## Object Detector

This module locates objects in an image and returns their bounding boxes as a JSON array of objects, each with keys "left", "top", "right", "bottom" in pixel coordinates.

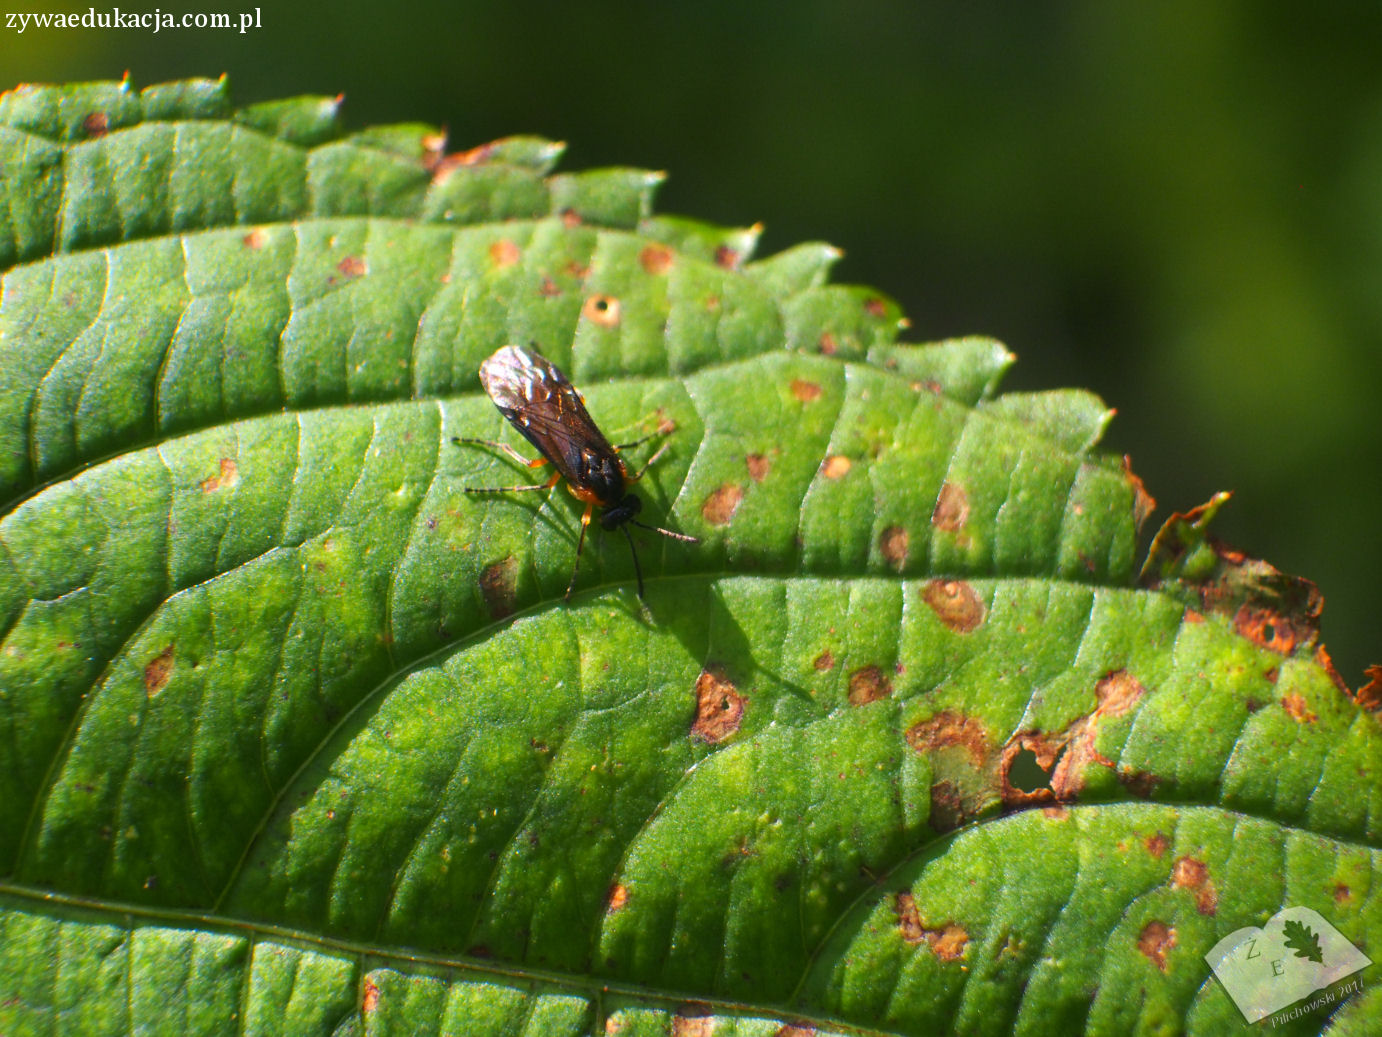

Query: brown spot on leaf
[
  {"left": 893, "top": 894, "right": 968, "bottom": 960},
  {"left": 242, "top": 228, "right": 268, "bottom": 250},
  {"left": 1041, "top": 805, "right": 1069, "bottom": 820},
  {"left": 672, "top": 1008, "right": 714, "bottom": 1037},
  {"left": 998, "top": 732, "right": 1061, "bottom": 807},
  {"left": 692, "top": 667, "right": 745, "bottom": 744},
  {"left": 821, "top": 455, "right": 851, "bottom": 479},
  {"left": 1137, "top": 920, "right": 1176, "bottom": 971},
  {"left": 560, "top": 208, "right": 582, "bottom": 227},
  {"left": 607, "top": 884, "right": 629, "bottom": 912},
  {"left": 864, "top": 297, "right": 888, "bottom": 318},
  {"left": 479, "top": 557, "right": 519, "bottom": 620},
  {"left": 700, "top": 484, "right": 742, "bottom": 526},
  {"left": 1280, "top": 692, "right": 1317, "bottom": 724},
  {"left": 812, "top": 650, "right": 834, "bottom": 672},
  {"left": 1146, "top": 831, "right": 1170, "bottom": 858},
  {"left": 847, "top": 665, "right": 892, "bottom": 706},
  {"left": 200, "top": 458, "right": 239, "bottom": 493},
  {"left": 361, "top": 975, "right": 380, "bottom": 1013},
  {"left": 745, "top": 454, "right": 771, "bottom": 482},
  {"left": 1334, "top": 884, "right": 1353, "bottom": 905},
  {"left": 1119, "top": 770, "right": 1161, "bottom": 798},
  {"left": 789, "top": 379, "right": 822, "bottom": 403},
  {"left": 931, "top": 482, "right": 969, "bottom": 532},
  {"left": 337, "top": 255, "right": 366, "bottom": 279},
  {"left": 906, "top": 710, "right": 989, "bottom": 766},
  {"left": 879, "top": 526, "right": 909, "bottom": 570},
  {"left": 1172, "top": 856, "right": 1218, "bottom": 915},
  {"left": 640, "top": 244, "right": 674, "bottom": 275},
  {"left": 583, "top": 294, "right": 620, "bottom": 326},
  {"left": 144, "top": 646, "right": 174, "bottom": 697},
  {"left": 82, "top": 111, "right": 109, "bottom": 137},
  {"left": 489, "top": 239, "right": 520, "bottom": 268},
  {"left": 922, "top": 580, "right": 985, "bottom": 633},
  {"left": 818, "top": 332, "right": 838, "bottom": 355},
  {"left": 773, "top": 1026, "right": 816, "bottom": 1037},
  {"left": 1234, "top": 605, "right": 1304, "bottom": 655},
  {"left": 927, "top": 780, "right": 966, "bottom": 831},
  {"left": 714, "top": 244, "right": 742, "bottom": 269},
  {"left": 539, "top": 276, "right": 562, "bottom": 298},
  {"left": 1095, "top": 669, "right": 1146, "bottom": 717}
]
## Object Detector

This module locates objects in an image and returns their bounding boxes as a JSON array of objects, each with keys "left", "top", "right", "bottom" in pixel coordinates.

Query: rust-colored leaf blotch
[
  {"left": 489, "top": 239, "right": 521, "bottom": 268},
  {"left": 199, "top": 458, "right": 239, "bottom": 493},
  {"left": 879, "top": 525, "right": 909, "bottom": 571},
  {"left": 1172, "top": 855, "right": 1218, "bottom": 915},
  {"left": 144, "top": 645, "right": 175, "bottom": 697},
  {"left": 639, "top": 244, "right": 674, "bottom": 275},
  {"left": 820, "top": 454, "right": 852, "bottom": 479},
  {"left": 745, "top": 453, "right": 771, "bottom": 483},
  {"left": 790, "top": 379, "right": 822, "bottom": 403},
  {"left": 931, "top": 481, "right": 969, "bottom": 532},
  {"left": 1137, "top": 920, "right": 1176, "bottom": 971},
  {"left": 922, "top": 580, "right": 986, "bottom": 633},
  {"left": 691, "top": 667, "right": 746, "bottom": 744},
  {"left": 479, "top": 557, "right": 519, "bottom": 620},
  {"left": 847, "top": 665, "right": 892, "bottom": 706},
  {"left": 582, "top": 294, "right": 621, "bottom": 327},
  {"left": 700, "top": 483, "right": 743, "bottom": 526},
  {"left": 893, "top": 893, "right": 969, "bottom": 961}
]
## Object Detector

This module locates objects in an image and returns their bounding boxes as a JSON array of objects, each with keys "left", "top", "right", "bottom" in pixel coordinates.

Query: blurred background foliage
[{"left": 4, "top": 1, "right": 1378, "bottom": 681}]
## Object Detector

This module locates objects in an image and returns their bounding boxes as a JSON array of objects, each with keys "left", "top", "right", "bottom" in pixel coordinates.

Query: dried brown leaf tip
[
  {"left": 1123, "top": 455, "right": 1157, "bottom": 530},
  {"left": 1356, "top": 665, "right": 1382, "bottom": 712},
  {"left": 847, "top": 665, "right": 892, "bottom": 706},
  {"left": 1137, "top": 920, "right": 1176, "bottom": 971},
  {"left": 1142, "top": 492, "right": 1325, "bottom": 659},
  {"left": 894, "top": 894, "right": 969, "bottom": 961},
  {"left": 700, "top": 483, "right": 743, "bottom": 526},
  {"left": 691, "top": 667, "right": 745, "bottom": 744},
  {"left": 361, "top": 975, "right": 381, "bottom": 1013},
  {"left": 922, "top": 580, "right": 986, "bottom": 633}
]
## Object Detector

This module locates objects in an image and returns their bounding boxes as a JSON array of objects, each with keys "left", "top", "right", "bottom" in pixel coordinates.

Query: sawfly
[{"left": 454, "top": 344, "right": 697, "bottom": 601}]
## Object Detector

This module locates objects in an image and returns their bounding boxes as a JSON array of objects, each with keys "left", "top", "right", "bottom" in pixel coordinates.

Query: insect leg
[
  {"left": 564, "top": 501, "right": 595, "bottom": 601},
  {"left": 462, "top": 471, "right": 561, "bottom": 495},
  {"left": 453, "top": 435, "right": 548, "bottom": 469},
  {"left": 620, "top": 523, "right": 646, "bottom": 600},
  {"left": 627, "top": 439, "right": 673, "bottom": 482}
]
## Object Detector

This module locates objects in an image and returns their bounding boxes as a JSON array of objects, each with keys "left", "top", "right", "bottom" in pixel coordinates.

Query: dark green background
[{"left": 4, "top": 1, "right": 1379, "bottom": 681}]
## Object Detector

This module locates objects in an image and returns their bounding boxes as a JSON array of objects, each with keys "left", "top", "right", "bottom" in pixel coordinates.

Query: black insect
[{"left": 455, "top": 344, "right": 697, "bottom": 601}]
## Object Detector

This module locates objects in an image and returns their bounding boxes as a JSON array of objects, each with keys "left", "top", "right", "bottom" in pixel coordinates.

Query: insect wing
[{"left": 478, "top": 346, "right": 621, "bottom": 490}]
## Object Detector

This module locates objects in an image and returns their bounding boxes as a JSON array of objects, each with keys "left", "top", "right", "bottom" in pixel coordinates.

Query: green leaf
[
  {"left": 1282, "top": 918, "right": 1325, "bottom": 964},
  {"left": 0, "top": 78, "right": 1377, "bottom": 1036}
]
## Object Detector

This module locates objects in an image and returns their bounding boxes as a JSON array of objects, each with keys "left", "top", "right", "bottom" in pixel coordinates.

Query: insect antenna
[
  {"left": 631, "top": 519, "right": 699, "bottom": 543},
  {"left": 620, "top": 524, "right": 646, "bottom": 600}
]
